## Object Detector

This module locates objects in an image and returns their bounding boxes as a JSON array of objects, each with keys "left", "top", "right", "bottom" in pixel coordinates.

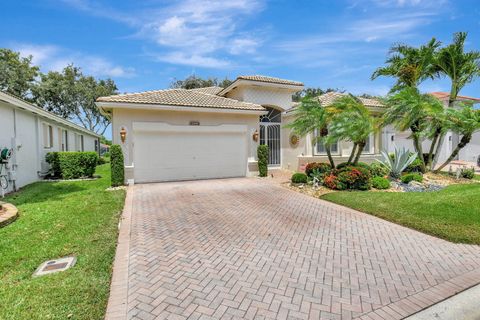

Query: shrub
[
  {"left": 461, "top": 168, "right": 475, "bottom": 179},
  {"left": 337, "top": 161, "right": 370, "bottom": 172},
  {"left": 401, "top": 173, "right": 423, "bottom": 184},
  {"left": 257, "top": 145, "right": 269, "bottom": 177},
  {"left": 97, "top": 156, "right": 109, "bottom": 165},
  {"left": 404, "top": 156, "right": 423, "bottom": 173},
  {"left": 110, "top": 145, "right": 125, "bottom": 187},
  {"left": 372, "top": 176, "right": 390, "bottom": 189},
  {"left": 291, "top": 172, "right": 308, "bottom": 184},
  {"left": 305, "top": 162, "right": 332, "bottom": 177},
  {"left": 370, "top": 162, "right": 390, "bottom": 177},
  {"left": 46, "top": 152, "right": 98, "bottom": 179},
  {"left": 323, "top": 174, "right": 347, "bottom": 190},
  {"left": 103, "top": 151, "right": 110, "bottom": 158},
  {"left": 337, "top": 166, "right": 372, "bottom": 190}
]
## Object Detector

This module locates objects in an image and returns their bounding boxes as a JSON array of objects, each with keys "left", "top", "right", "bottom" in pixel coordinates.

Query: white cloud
[
  {"left": 155, "top": 52, "right": 231, "bottom": 69},
  {"left": 61, "top": 0, "right": 264, "bottom": 68},
  {"left": 14, "top": 43, "right": 135, "bottom": 78}
]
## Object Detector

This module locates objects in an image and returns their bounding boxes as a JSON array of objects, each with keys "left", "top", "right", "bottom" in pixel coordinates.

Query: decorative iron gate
[{"left": 260, "top": 123, "right": 281, "bottom": 166}]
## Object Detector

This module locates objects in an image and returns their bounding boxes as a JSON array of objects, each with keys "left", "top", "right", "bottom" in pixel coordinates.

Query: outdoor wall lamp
[
  {"left": 120, "top": 127, "right": 127, "bottom": 143},
  {"left": 252, "top": 130, "right": 259, "bottom": 142}
]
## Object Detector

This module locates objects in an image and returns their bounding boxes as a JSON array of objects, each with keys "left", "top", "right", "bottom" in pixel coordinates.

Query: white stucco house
[
  {"left": 0, "top": 91, "right": 101, "bottom": 194},
  {"left": 96, "top": 75, "right": 386, "bottom": 184},
  {"left": 96, "top": 75, "right": 480, "bottom": 184}
]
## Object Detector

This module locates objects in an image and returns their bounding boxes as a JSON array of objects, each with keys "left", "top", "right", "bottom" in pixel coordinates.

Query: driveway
[{"left": 106, "top": 178, "right": 480, "bottom": 320}]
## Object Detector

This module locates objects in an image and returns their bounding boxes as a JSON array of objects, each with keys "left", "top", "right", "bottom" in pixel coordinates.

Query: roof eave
[
  {"left": 219, "top": 79, "right": 304, "bottom": 96},
  {"left": 95, "top": 101, "right": 267, "bottom": 115},
  {"left": 1, "top": 92, "right": 102, "bottom": 138}
]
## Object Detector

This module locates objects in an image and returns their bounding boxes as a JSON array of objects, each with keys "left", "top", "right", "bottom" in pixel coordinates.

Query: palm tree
[
  {"left": 372, "top": 38, "right": 440, "bottom": 93},
  {"left": 432, "top": 32, "right": 480, "bottom": 167},
  {"left": 435, "top": 105, "right": 480, "bottom": 172},
  {"left": 383, "top": 88, "right": 444, "bottom": 172},
  {"left": 286, "top": 97, "right": 335, "bottom": 167},
  {"left": 327, "top": 96, "right": 375, "bottom": 165}
]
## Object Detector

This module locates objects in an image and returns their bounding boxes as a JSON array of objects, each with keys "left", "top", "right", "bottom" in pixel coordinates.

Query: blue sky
[{"left": 2, "top": 0, "right": 480, "bottom": 98}]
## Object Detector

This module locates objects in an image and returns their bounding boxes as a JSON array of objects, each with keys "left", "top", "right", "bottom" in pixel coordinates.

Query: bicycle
[
  {"left": 0, "top": 162, "right": 7, "bottom": 190},
  {"left": 0, "top": 148, "right": 13, "bottom": 190}
]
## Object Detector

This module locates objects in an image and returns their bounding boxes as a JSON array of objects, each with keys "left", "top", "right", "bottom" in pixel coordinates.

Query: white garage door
[{"left": 133, "top": 122, "right": 248, "bottom": 183}]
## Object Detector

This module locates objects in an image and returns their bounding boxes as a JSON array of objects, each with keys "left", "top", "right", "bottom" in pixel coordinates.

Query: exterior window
[
  {"left": 64, "top": 130, "right": 69, "bottom": 151},
  {"left": 79, "top": 135, "right": 84, "bottom": 151},
  {"left": 94, "top": 139, "right": 99, "bottom": 152},
  {"left": 362, "top": 134, "right": 374, "bottom": 154},
  {"left": 316, "top": 141, "right": 339, "bottom": 154},
  {"left": 59, "top": 129, "right": 68, "bottom": 151},
  {"left": 314, "top": 129, "right": 339, "bottom": 155},
  {"left": 43, "top": 124, "right": 53, "bottom": 148}
]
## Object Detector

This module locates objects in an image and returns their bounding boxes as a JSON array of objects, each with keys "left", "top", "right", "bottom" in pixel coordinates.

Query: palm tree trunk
[
  {"left": 426, "top": 128, "right": 440, "bottom": 170},
  {"left": 433, "top": 86, "right": 458, "bottom": 169},
  {"left": 411, "top": 127, "right": 426, "bottom": 173},
  {"left": 325, "top": 146, "right": 335, "bottom": 168},
  {"left": 353, "top": 141, "right": 366, "bottom": 165},
  {"left": 347, "top": 143, "right": 357, "bottom": 164},
  {"left": 434, "top": 134, "right": 472, "bottom": 173}
]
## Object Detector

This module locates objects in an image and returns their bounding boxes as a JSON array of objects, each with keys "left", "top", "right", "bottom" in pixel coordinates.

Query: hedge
[
  {"left": 110, "top": 145, "right": 125, "bottom": 187},
  {"left": 257, "top": 145, "right": 269, "bottom": 177},
  {"left": 46, "top": 151, "right": 98, "bottom": 179}
]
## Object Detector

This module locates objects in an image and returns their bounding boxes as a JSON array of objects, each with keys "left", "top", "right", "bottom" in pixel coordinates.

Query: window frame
[
  {"left": 43, "top": 123, "right": 53, "bottom": 149},
  {"left": 362, "top": 133, "right": 375, "bottom": 154},
  {"left": 313, "top": 129, "right": 340, "bottom": 156}
]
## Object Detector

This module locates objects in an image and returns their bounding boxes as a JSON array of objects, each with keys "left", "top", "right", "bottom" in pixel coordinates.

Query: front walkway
[{"left": 106, "top": 178, "right": 480, "bottom": 320}]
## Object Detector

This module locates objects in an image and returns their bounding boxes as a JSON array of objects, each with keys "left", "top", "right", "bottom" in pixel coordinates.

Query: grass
[
  {"left": 0, "top": 164, "right": 125, "bottom": 320},
  {"left": 321, "top": 183, "right": 480, "bottom": 244}
]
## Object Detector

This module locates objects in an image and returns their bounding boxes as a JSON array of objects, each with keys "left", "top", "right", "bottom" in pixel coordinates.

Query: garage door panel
[{"left": 133, "top": 125, "right": 247, "bottom": 183}]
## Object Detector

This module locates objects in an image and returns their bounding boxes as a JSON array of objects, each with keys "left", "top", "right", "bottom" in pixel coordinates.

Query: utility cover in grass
[{"left": 33, "top": 256, "right": 76, "bottom": 277}]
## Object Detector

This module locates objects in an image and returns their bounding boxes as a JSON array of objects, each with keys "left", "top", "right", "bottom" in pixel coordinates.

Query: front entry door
[{"left": 260, "top": 123, "right": 281, "bottom": 166}]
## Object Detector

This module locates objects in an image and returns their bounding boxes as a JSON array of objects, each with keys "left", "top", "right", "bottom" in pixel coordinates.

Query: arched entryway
[{"left": 259, "top": 106, "right": 281, "bottom": 166}]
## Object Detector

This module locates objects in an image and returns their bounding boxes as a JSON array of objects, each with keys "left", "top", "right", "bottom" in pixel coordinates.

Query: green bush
[
  {"left": 370, "top": 162, "right": 390, "bottom": 177},
  {"left": 291, "top": 172, "right": 308, "bottom": 184},
  {"left": 336, "top": 166, "right": 372, "bottom": 190},
  {"left": 404, "top": 157, "right": 424, "bottom": 173},
  {"left": 45, "top": 152, "right": 98, "bottom": 179},
  {"left": 110, "top": 145, "right": 125, "bottom": 187},
  {"left": 305, "top": 162, "right": 332, "bottom": 177},
  {"left": 401, "top": 173, "right": 423, "bottom": 184},
  {"left": 97, "top": 156, "right": 109, "bottom": 165},
  {"left": 461, "top": 168, "right": 475, "bottom": 179},
  {"left": 257, "top": 145, "right": 269, "bottom": 177},
  {"left": 337, "top": 161, "right": 370, "bottom": 172},
  {"left": 372, "top": 176, "right": 390, "bottom": 189},
  {"left": 324, "top": 174, "right": 347, "bottom": 190},
  {"left": 103, "top": 151, "right": 110, "bottom": 158}
]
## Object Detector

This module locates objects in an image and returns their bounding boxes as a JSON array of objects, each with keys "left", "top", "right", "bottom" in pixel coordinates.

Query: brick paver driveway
[{"left": 107, "top": 178, "right": 480, "bottom": 320}]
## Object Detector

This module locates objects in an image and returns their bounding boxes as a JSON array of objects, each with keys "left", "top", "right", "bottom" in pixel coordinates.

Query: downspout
[{"left": 11, "top": 109, "right": 17, "bottom": 191}]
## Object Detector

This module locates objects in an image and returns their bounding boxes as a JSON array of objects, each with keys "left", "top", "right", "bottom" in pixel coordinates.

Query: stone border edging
[
  {"left": 104, "top": 186, "right": 133, "bottom": 320},
  {"left": 355, "top": 268, "right": 480, "bottom": 319},
  {"left": 0, "top": 202, "right": 19, "bottom": 227}
]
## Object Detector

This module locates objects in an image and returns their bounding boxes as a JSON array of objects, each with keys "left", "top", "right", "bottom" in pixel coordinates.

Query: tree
[
  {"left": 286, "top": 97, "right": 336, "bottom": 167},
  {"left": 435, "top": 105, "right": 480, "bottom": 172},
  {"left": 32, "top": 65, "right": 118, "bottom": 135},
  {"left": 383, "top": 88, "right": 444, "bottom": 172},
  {"left": 0, "top": 48, "right": 39, "bottom": 100},
  {"left": 292, "top": 88, "right": 340, "bottom": 102},
  {"left": 431, "top": 32, "right": 480, "bottom": 167},
  {"left": 327, "top": 96, "right": 375, "bottom": 165},
  {"left": 170, "top": 75, "right": 232, "bottom": 89},
  {"left": 371, "top": 38, "right": 440, "bottom": 93}
]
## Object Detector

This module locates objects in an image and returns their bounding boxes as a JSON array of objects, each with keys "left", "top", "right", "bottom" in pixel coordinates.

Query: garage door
[{"left": 133, "top": 122, "right": 248, "bottom": 183}]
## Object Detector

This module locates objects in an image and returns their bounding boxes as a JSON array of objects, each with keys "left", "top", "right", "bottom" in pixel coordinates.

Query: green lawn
[
  {"left": 321, "top": 183, "right": 480, "bottom": 244},
  {"left": 0, "top": 164, "right": 125, "bottom": 320}
]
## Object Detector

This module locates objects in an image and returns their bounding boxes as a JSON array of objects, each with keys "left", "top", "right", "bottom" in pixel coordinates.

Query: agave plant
[{"left": 377, "top": 148, "right": 418, "bottom": 178}]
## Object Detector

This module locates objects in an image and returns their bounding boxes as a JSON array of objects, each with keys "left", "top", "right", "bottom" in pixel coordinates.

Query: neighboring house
[
  {"left": 382, "top": 91, "right": 480, "bottom": 165},
  {"left": 0, "top": 91, "right": 101, "bottom": 193}
]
